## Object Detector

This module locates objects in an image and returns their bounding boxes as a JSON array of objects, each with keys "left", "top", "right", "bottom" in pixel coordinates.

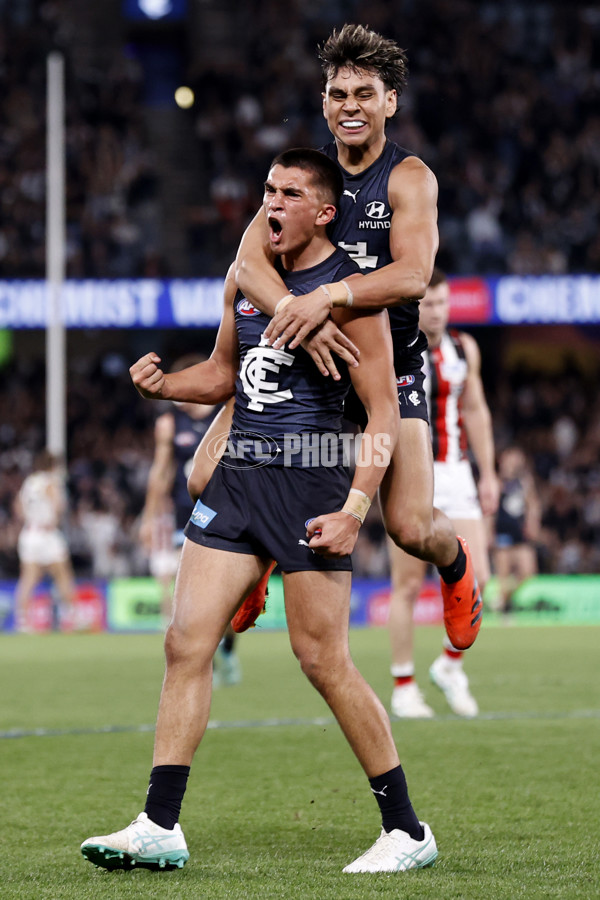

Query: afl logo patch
[
  {"left": 396, "top": 374, "right": 416, "bottom": 387},
  {"left": 365, "top": 201, "right": 390, "bottom": 219},
  {"left": 174, "top": 431, "right": 198, "bottom": 447},
  {"left": 237, "top": 298, "right": 260, "bottom": 316}
]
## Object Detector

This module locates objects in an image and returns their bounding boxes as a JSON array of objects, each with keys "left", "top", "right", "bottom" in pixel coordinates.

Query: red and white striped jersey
[{"left": 423, "top": 330, "right": 469, "bottom": 463}]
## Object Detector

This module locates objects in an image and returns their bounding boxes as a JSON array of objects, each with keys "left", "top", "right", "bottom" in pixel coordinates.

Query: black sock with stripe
[{"left": 369, "top": 765, "right": 424, "bottom": 840}]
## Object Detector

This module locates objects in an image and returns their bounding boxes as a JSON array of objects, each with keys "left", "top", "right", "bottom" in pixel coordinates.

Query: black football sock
[
  {"left": 438, "top": 538, "right": 467, "bottom": 584},
  {"left": 144, "top": 764, "right": 190, "bottom": 830},
  {"left": 369, "top": 765, "right": 424, "bottom": 841},
  {"left": 222, "top": 633, "right": 235, "bottom": 654}
]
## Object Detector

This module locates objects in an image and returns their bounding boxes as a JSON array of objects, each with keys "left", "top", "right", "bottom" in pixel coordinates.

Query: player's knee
[
  {"left": 164, "top": 623, "right": 187, "bottom": 665},
  {"left": 164, "top": 622, "right": 208, "bottom": 670},
  {"left": 391, "top": 573, "right": 422, "bottom": 605},
  {"left": 292, "top": 638, "right": 347, "bottom": 692},
  {"left": 291, "top": 636, "right": 321, "bottom": 680},
  {"left": 387, "top": 516, "right": 431, "bottom": 556}
]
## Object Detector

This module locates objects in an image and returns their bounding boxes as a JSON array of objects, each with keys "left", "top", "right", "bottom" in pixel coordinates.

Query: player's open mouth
[
  {"left": 268, "top": 216, "right": 283, "bottom": 243},
  {"left": 340, "top": 119, "right": 367, "bottom": 133}
]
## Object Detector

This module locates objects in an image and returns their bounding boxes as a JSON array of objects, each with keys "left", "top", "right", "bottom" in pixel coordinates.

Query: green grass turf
[{"left": 1, "top": 625, "right": 599, "bottom": 899}]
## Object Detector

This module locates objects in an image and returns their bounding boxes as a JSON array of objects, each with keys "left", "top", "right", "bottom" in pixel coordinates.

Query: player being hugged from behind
[{"left": 80, "top": 148, "right": 438, "bottom": 875}]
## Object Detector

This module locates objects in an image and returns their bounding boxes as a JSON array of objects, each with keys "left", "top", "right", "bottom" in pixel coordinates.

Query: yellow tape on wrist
[
  {"left": 274, "top": 294, "right": 294, "bottom": 315},
  {"left": 325, "top": 280, "right": 354, "bottom": 308},
  {"left": 341, "top": 488, "right": 371, "bottom": 524}
]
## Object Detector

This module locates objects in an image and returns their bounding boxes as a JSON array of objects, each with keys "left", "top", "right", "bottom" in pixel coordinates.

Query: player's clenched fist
[
  {"left": 129, "top": 352, "right": 168, "bottom": 400},
  {"left": 307, "top": 511, "right": 361, "bottom": 557}
]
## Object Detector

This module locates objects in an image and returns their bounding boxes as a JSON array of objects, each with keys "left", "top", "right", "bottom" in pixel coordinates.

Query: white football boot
[
  {"left": 343, "top": 822, "right": 438, "bottom": 873},
  {"left": 391, "top": 681, "right": 434, "bottom": 718},
  {"left": 81, "top": 811, "right": 189, "bottom": 870},
  {"left": 213, "top": 642, "right": 242, "bottom": 687},
  {"left": 429, "top": 654, "right": 479, "bottom": 717}
]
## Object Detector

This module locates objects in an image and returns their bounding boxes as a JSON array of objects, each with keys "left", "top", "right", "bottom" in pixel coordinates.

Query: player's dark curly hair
[
  {"left": 269, "top": 148, "right": 344, "bottom": 207},
  {"left": 318, "top": 24, "right": 409, "bottom": 95}
]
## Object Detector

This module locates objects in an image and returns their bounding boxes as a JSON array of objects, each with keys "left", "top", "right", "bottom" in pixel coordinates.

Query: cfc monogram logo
[{"left": 240, "top": 338, "right": 295, "bottom": 411}]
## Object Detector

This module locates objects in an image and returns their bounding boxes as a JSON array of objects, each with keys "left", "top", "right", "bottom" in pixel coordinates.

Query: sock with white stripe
[{"left": 369, "top": 764, "right": 424, "bottom": 840}]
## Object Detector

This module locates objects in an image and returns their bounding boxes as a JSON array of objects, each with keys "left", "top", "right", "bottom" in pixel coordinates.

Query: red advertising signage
[
  {"left": 16, "top": 582, "right": 106, "bottom": 633},
  {"left": 448, "top": 277, "right": 492, "bottom": 324}
]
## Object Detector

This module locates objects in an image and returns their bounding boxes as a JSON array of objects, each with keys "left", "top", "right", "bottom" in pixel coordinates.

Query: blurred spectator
[
  {"left": 14, "top": 448, "right": 75, "bottom": 630},
  {"left": 493, "top": 446, "right": 541, "bottom": 612}
]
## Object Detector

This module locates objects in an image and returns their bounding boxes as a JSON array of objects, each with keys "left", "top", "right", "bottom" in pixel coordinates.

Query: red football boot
[
  {"left": 231, "top": 561, "right": 276, "bottom": 633},
  {"left": 440, "top": 536, "right": 482, "bottom": 650}
]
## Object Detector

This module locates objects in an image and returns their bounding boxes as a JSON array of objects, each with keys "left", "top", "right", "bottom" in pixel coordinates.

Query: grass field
[{"left": 2, "top": 624, "right": 599, "bottom": 899}]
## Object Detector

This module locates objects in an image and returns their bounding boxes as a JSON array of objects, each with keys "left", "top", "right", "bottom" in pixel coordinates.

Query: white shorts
[
  {"left": 149, "top": 548, "right": 180, "bottom": 579},
  {"left": 433, "top": 460, "right": 482, "bottom": 521},
  {"left": 18, "top": 528, "right": 69, "bottom": 566}
]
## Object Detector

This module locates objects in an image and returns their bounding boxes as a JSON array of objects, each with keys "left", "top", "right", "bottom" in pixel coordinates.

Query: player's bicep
[
  {"left": 338, "top": 310, "right": 396, "bottom": 414},
  {"left": 209, "top": 265, "right": 240, "bottom": 380},
  {"left": 388, "top": 160, "right": 439, "bottom": 268}
]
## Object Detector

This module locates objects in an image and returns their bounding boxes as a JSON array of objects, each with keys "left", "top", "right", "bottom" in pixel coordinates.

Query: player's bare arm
[
  {"left": 267, "top": 157, "right": 438, "bottom": 350},
  {"left": 234, "top": 210, "right": 360, "bottom": 379},
  {"left": 139, "top": 413, "right": 176, "bottom": 552},
  {"left": 460, "top": 331, "right": 500, "bottom": 517},
  {"left": 308, "top": 308, "right": 399, "bottom": 557},
  {"left": 130, "top": 268, "right": 240, "bottom": 406}
]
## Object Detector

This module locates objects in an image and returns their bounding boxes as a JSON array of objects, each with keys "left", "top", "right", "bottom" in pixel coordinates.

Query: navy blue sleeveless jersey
[
  {"left": 320, "top": 140, "right": 422, "bottom": 357},
  {"left": 495, "top": 477, "right": 527, "bottom": 545},
  {"left": 172, "top": 405, "right": 219, "bottom": 529},
  {"left": 230, "top": 246, "right": 360, "bottom": 465}
]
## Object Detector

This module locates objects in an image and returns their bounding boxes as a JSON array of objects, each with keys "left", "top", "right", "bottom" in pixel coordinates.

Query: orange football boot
[
  {"left": 231, "top": 561, "right": 276, "bottom": 633},
  {"left": 440, "top": 536, "right": 483, "bottom": 650}
]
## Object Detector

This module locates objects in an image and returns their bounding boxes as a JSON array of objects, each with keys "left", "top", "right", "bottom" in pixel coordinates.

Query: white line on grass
[{"left": 1, "top": 709, "right": 600, "bottom": 740}]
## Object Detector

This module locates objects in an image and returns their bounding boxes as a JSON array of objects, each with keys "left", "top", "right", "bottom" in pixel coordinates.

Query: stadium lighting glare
[{"left": 174, "top": 86, "right": 194, "bottom": 109}]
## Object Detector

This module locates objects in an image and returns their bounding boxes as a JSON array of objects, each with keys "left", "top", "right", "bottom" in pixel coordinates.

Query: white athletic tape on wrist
[
  {"left": 340, "top": 280, "right": 354, "bottom": 307},
  {"left": 319, "top": 284, "right": 333, "bottom": 307},
  {"left": 341, "top": 488, "right": 371, "bottom": 524}
]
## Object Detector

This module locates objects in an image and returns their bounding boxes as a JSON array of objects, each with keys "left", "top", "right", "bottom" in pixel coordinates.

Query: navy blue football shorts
[
  {"left": 393, "top": 358, "right": 428, "bottom": 422},
  {"left": 184, "top": 462, "right": 352, "bottom": 573},
  {"left": 344, "top": 331, "right": 429, "bottom": 427}
]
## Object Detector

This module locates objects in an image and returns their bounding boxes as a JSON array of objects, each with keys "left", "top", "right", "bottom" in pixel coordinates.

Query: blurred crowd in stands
[
  {"left": 185, "top": 0, "right": 600, "bottom": 276},
  {"left": 0, "top": 0, "right": 163, "bottom": 279},
  {"left": 1, "top": 0, "right": 599, "bottom": 578},
  {"left": 1, "top": 1, "right": 599, "bottom": 277}
]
